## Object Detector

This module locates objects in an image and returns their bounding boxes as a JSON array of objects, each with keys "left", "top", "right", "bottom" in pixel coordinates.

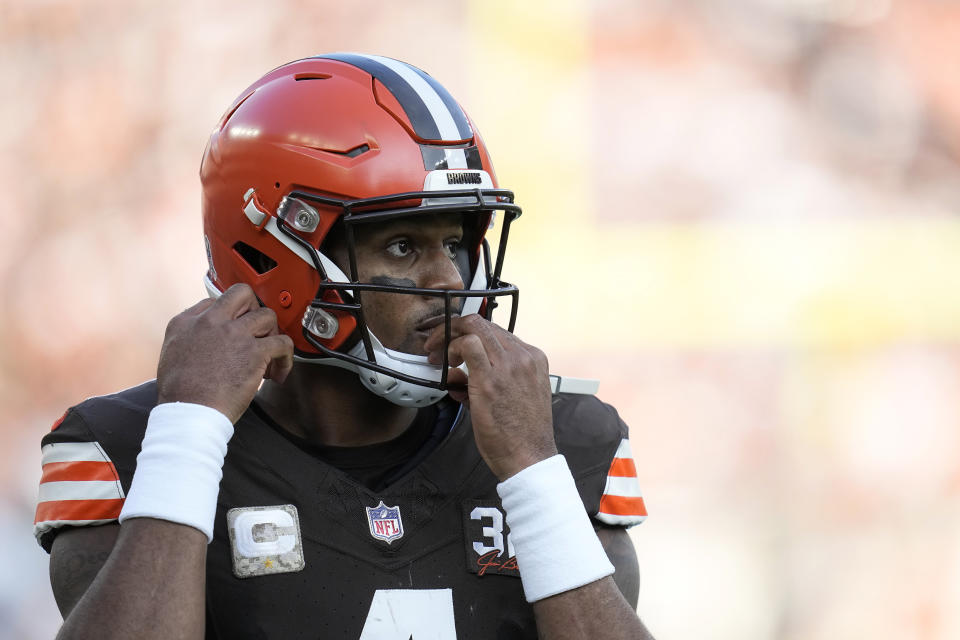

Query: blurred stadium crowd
[{"left": 2, "top": 1, "right": 960, "bottom": 638}]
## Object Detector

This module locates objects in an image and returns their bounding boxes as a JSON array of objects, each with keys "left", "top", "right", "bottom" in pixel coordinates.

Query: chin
[{"left": 386, "top": 333, "right": 429, "bottom": 356}]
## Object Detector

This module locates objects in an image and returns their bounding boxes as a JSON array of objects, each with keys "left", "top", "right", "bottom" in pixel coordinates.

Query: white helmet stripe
[
  {"left": 441, "top": 147, "right": 468, "bottom": 169},
  {"left": 362, "top": 54, "right": 465, "bottom": 142}
]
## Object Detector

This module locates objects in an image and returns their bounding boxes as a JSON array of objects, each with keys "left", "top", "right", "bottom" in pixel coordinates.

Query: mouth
[{"left": 415, "top": 312, "right": 459, "bottom": 333}]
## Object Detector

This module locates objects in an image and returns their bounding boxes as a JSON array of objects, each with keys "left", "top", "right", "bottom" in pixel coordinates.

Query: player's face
[{"left": 331, "top": 214, "right": 467, "bottom": 355}]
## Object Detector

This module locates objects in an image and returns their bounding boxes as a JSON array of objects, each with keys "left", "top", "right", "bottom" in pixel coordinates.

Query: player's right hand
[{"left": 155, "top": 283, "right": 294, "bottom": 423}]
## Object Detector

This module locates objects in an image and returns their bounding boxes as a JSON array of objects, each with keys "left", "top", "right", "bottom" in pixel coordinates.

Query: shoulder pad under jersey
[{"left": 552, "top": 393, "right": 648, "bottom": 528}]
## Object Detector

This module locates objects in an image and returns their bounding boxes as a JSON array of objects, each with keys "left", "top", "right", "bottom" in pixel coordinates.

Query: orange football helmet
[{"left": 200, "top": 54, "right": 521, "bottom": 406}]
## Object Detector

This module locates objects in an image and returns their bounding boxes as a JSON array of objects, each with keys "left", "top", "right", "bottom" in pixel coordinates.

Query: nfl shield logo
[{"left": 366, "top": 501, "right": 404, "bottom": 544}]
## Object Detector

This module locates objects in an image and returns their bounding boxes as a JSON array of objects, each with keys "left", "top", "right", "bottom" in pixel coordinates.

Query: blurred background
[{"left": 3, "top": 0, "right": 960, "bottom": 638}]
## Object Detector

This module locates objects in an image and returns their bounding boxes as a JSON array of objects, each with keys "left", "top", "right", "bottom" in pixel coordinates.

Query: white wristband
[
  {"left": 119, "top": 402, "right": 234, "bottom": 542},
  {"left": 497, "top": 454, "right": 615, "bottom": 602}
]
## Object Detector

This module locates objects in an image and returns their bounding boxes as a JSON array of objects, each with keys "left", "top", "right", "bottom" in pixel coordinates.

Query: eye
[
  {"left": 444, "top": 239, "right": 462, "bottom": 259},
  {"left": 386, "top": 239, "right": 412, "bottom": 258}
]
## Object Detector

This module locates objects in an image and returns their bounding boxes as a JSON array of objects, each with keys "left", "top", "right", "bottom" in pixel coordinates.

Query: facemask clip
[
  {"left": 303, "top": 307, "right": 339, "bottom": 339},
  {"left": 279, "top": 196, "right": 321, "bottom": 233}
]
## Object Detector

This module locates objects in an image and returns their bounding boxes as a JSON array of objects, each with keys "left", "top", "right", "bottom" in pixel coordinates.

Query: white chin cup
[
  {"left": 297, "top": 247, "right": 487, "bottom": 407},
  {"left": 349, "top": 338, "right": 452, "bottom": 407},
  {"left": 294, "top": 332, "right": 458, "bottom": 407},
  {"left": 345, "top": 259, "right": 486, "bottom": 407}
]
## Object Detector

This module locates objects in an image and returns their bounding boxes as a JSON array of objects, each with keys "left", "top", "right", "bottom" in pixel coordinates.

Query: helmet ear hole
[{"left": 233, "top": 241, "right": 278, "bottom": 275}]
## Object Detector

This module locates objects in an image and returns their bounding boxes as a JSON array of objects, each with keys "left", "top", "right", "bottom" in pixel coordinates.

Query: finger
[
  {"left": 260, "top": 334, "right": 295, "bottom": 383},
  {"left": 445, "top": 333, "right": 492, "bottom": 380},
  {"left": 206, "top": 283, "right": 261, "bottom": 321},
  {"left": 180, "top": 297, "right": 216, "bottom": 316},
  {"left": 264, "top": 355, "right": 294, "bottom": 384},
  {"left": 445, "top": 367, "right": 470, "bottom": 406},
  {"left": 259, "top": 333, "right": 294, "bottom": 360},
  {"left": 234, "top": 306, "right": 281, "bottom": 338},
  {"left": 425, "top": 315, "right": 507, "bottom": 364}
]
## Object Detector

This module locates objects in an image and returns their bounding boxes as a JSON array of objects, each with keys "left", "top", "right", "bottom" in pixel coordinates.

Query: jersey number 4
[{"left": 359, "top": 589, "right": 457, "bottom": 639}]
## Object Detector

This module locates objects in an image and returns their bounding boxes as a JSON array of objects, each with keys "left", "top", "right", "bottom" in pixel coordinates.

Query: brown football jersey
[{"left": 35, "top": 381, "right": 646, "bottom": 638}]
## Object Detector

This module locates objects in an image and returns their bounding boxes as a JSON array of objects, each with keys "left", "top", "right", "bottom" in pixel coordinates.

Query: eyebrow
[{"left": 359, "top": 217, "right": 463, "bottom": 239}]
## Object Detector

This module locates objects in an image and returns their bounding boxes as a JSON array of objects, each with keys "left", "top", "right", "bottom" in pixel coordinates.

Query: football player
[{"left": 35, "top": 54, "right": 653, "bottom": 639}]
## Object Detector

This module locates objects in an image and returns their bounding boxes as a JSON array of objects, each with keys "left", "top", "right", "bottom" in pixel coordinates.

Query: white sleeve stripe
[
  {"left": 601, "top": 475, "right": 644, "bottom": 498},
  {"left": 594, "top": 512, "right": 647, "bottom": 526},
  {"left": 40, "top": 442, "right": 111, "bottom": 465},
  {"left": 614, "top": 439, "right": 632, "bottom": 459},
  {"left": 37, "top": 480, "right": 124, "bottom": 503}
]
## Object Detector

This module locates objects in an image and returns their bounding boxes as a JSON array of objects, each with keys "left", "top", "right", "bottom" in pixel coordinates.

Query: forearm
[
  {"left": 498, "top": 456, "right": 654, "bottom": 639},
  {"left": 532, "top": 577, "right": 654, "bottom": 640},
  {"left": 58, "top": 402, "right": 231, "bottom": 637},
  {"left": 57, "top": 518, "right": 208, "bottom": 640},
  {"left": 52, "top": 291, "right": 288, "bottom": 639}
]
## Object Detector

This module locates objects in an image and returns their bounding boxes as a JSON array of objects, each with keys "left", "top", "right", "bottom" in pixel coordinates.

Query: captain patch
[{"left": 227, "top": 504, "right": 305, "bottom": 578}]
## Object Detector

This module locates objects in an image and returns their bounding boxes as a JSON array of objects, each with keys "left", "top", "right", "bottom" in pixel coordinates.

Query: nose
[{"left": 418, "top": 247, "right": 464, "bottom": 291}]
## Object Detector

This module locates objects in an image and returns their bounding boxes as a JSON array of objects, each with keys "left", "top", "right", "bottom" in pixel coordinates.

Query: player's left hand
[{"left": 424, "top": 315, "right": 557, "bottom": 480}]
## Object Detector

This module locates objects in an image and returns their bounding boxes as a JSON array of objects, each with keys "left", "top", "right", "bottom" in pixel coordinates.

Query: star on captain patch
[{"left": 365, "top": 501, "right": 404, "bottom": 544}]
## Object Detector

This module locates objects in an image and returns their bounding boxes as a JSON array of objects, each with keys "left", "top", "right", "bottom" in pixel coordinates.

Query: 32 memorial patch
[
  {"left": 227, "top": 504, "right": 305, "bottom": 578},
  {"left": 461, "top": 500, "right": 520, "bottom": 577}
]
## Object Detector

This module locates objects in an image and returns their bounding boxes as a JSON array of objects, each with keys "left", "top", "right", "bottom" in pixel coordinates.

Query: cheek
[{"left": 361, "top": 292, "right": 406, "bottom": 341}]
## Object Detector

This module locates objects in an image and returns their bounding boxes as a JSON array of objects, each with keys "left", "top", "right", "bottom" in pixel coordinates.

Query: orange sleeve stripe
[
  {"left": 40, "top": 461, "right": 119, "bottom": 484},
  {"left": 607, "top": 457, "right": 638, "bottom": 478},
  {"left": 34, "top": 498, "right": 124, "bottom": 525},
  {"left": 598, "top": 494, "right": 648, "bottom": 517}
]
